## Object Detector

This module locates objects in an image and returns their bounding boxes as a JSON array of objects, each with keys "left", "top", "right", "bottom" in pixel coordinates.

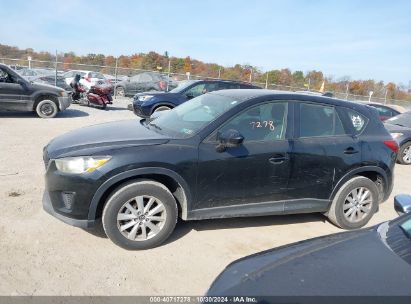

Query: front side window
[
  {"left": 219, "top": 102, "right": 288, "bottom": 142},
  {"left": 299, "top": 103, "right": 345, "bottom": 137},
  {"left": 140, "top": 74, "right": 153, "bottom": 82}
]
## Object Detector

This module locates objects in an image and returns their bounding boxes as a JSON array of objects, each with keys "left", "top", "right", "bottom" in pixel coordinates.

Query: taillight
[
  {"left": 159, "top": 80, "right": 166, "bottom": 89},
  {"left": 384, "top": 140, "right": 399, "bottom": 153},
  {"left": 85, "top": 76, "right": 91, "bottom": 82}
]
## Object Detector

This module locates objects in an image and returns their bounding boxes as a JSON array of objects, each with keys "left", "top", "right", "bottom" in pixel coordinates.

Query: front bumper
[
  {"left": 132, "top": 100, "right": 151, "bottom": 118},
  {"left": 58, "top": 96, "right": 71, "bottom": 111},
  {"left": 43, "top": 190, "right": 95, "bottom": 228}
]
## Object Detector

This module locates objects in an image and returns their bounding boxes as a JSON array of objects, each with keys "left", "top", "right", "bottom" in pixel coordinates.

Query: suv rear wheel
[
  {"left": 327, "top": 176, "right": 379, "bottom": 229},
  {"left": 102, "top": 179, "right": 178, "bottom": 250},
  {"left": 35, "top": 99, "right": 58, "bottom": 118}
]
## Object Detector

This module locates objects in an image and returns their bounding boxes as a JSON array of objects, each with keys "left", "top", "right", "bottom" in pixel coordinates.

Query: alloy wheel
[
  {"left": 402, "top": 146, "right": 411, "bottom": 164},
  {"left": 40, "top": 103, "right": 53, "bottom": 116},
  {"left": 343, "top": 187, "right": 372, "bottom": 223},
  {"left": 116, "top": 195, "right": 167, "bottom": 241}
]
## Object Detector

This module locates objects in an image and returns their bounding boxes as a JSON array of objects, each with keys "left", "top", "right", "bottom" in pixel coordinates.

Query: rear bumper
[
  {"left": 58, "top": 96, "right": 71, "bottom": 111},
  {"left": 43, "top": 191, "right": 95, "bottom": 228}
]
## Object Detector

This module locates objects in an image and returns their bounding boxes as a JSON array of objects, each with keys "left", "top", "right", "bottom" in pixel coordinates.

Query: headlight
[
  {"left": 138, "top": 95, "right": 153, "bottom": 102},
  {"left": 390, "top": 132, "right": 403, "bottom": 139},
  {"left": 60, "top": 91, "right": 68, "bottom": 97},
  {"left": 55, "top": 156, "right": 111, "bottom": 174}
]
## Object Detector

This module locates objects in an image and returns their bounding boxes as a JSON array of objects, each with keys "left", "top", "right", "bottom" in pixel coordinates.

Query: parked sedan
[
  {"left": 43, "top": 90, "right": 396, "bottom": 250},
  {"left": 17, "top": 68, "right": 55, "bottom": 81},
  {"left": 132, "top": 79, "right": 261, "bottom": 117},
  {"left": 359, "top": 101, "right": 405, "bottom": 121},
  {"left": 385, "top": 111, "right": 411, "bottom": 164},
  {"left": 115, "top": 72, "right": 177, "bottom": 97},
  {"left": 62, "top": 70, "right": 109, "bottom": 89},
  {"left": 207, "top": 195, "right": 411, "bottom": 297}
]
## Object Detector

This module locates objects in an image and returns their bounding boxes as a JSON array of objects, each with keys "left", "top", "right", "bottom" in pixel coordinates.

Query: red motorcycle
[{"left": 72, "top": 83, "right": 113, "bottom": 109}]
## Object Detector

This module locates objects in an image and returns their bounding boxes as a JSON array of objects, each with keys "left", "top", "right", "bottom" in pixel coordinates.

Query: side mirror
[
  {"left": 394, "top": 194, "right": 411, "bottom": 216},
  {"left": 216, "top": 129, "right": 244, "bottom": 152}
]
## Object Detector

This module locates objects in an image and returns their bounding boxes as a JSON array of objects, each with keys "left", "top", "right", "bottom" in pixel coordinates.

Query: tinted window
[
  {"left": 204, "top": 82, "right": 220, "bottom": 93},
  {"left": 300, "top": 103, "right": 345, "bottom": 137},
  {"left": 373, "top": 105, "right": 395, "bottom": 118},
  {"left": 220, "top": 102, "right": 288, "bottom": 142},
  {"left": 340, "top": 108, "right": 368, "bottom": 133},
  {"left": 185, "top": 83, "right": 206, "bottom": 98},
  {"left": 219, "top": 82, "right": 240, "bottom": 90}
]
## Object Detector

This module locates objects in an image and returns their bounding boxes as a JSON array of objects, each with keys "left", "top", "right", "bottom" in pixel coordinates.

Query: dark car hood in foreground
[
  {"left": 46, "top": 119, "right": 169, "bottom": 158},
  {"left": 207, "top": 227, "right": 411, "bottom": 296}
]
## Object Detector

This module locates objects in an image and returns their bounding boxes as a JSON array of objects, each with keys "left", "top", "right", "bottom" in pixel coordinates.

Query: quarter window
[
  {"left": 219, "top": 102, "right": 288, "bottom": 142},
  {"left": 299, "top": 103, "right": 345, "bottom": 137}
]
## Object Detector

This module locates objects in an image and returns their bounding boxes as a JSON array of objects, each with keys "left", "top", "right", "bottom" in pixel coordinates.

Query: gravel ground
[{"left": 0, "top": 98, "right": 410, "bottom": 295}]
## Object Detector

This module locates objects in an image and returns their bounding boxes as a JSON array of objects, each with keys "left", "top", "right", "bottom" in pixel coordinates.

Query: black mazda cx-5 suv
[{"left": 43, "top": 90, "right": 397, "bottom": 249}]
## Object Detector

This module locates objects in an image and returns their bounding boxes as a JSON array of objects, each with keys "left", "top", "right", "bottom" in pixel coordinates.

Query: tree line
[{"left": 1, "top": 43, "right": 410, "bottom": 101}]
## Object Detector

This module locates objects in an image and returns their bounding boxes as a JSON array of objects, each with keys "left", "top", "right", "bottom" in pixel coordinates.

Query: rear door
[{"left": 287, "top": 102, "right": 362, "bottom": 206}]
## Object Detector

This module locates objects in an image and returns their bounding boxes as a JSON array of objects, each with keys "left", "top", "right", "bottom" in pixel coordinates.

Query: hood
[
  {"left": 30, "top": 81, "right": 64, "bottom": 92},
  {"left": 207, "top": 227, "right": 411, "bottom": 296},
  {"left": 46, "top": 119, "right": 169, "bottom": 158}
]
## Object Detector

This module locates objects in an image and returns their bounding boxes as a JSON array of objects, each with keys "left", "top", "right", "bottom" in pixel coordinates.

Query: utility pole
[
  {"left": 218, "top": 67, "right": 221, "bottom": 79},
  {"left": 167, "top": 59, "right": 171, "bottom": 91},
  {"left": 345, "top": 83, "right": 349, "bottom": 100},
  {"left": 384, "top": 89, "right": 388, "bottom": 105},
  {"left": 54, "top": 50, "right": 58, "bottom": 86},
  {"left": 114, "top": 57, "right": 118, "bottom": 98},
  {"left": 308, "top": 78, "right": 311, "bottom": 91},
  {"left": 265, "top": 72, "right": 269, "bottom": 89},
  {"left": 249, "top": 68, "right": 253, "bottom": 83}
]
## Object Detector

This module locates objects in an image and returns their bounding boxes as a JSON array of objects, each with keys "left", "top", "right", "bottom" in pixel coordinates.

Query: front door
[
  {"left": 196, "top": 101, "right": 291, "bottom": 210},
  {"left": 0, "top": 67, "right": 28, "bottom": 111}
]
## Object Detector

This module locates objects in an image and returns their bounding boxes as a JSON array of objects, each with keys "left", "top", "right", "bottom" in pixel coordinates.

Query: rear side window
[
  {"left": 91, "top": 72, "right": 104, "bottom": 79},
  {"left": 340, "top": 108, "right": 368, "bottom": 134},
  {"left": 299, "top": 103, "right": 345, "bottom": 137},
  {"left": 140, "top": 74, "right": 153, "bottom": 82},
  {"left": 219, "top": 82, "right": 240, "bottom": 90}
]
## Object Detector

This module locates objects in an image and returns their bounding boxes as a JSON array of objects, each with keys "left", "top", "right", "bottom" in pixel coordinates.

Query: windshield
[
  {"left": 146, "top": 93, "right": 240, "bottom": 138},
  {"left": 386, "top": 112, "right": 411, "bottom": 128},
  {"left": 169, "top": 80, "right": 196, "bottom": 93}
]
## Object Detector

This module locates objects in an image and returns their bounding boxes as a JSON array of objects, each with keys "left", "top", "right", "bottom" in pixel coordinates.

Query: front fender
[{"left": 87, "top": 167, "right": 192, "bottom": 221}]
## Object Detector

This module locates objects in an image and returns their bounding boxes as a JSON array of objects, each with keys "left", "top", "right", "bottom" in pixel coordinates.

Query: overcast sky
[{"left": 1, "top": 0, "right": 410, "bottom": 85}]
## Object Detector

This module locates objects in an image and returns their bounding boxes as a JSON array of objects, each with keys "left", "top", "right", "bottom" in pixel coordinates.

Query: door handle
[
  {"left": 269, "top": 154, "right": 288, "bottom": 164},
  {"left": 344, "top": 147, "right": 359, "bottom": 154}
]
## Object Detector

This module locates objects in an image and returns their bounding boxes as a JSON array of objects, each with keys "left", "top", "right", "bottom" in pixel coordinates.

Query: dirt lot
[{"left": 0, "top": 98, "right": 410, "bottom": 296}]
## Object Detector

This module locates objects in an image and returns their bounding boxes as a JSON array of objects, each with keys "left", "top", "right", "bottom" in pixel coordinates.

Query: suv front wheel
[
  {"left": 102, "top": 179, "right": 178, "bottom": 250},
  {"left": 327, "top": 176, "right": 379, "bottom": 229},
  {"left": 35, "top": 99, "right": 58, "bottom": 118}
]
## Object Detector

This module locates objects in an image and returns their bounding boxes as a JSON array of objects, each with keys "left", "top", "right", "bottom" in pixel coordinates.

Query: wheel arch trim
[
  {"left": 329, "top": 166, "right": 390, "bottom": 202},
  {"left": 87, "top": 167, "right": 192, "bottom": 221}
]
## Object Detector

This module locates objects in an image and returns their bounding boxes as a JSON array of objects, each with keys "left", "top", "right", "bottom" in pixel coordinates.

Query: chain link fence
[{"left": 2, "top": 57, "right": 410, "bottom": 107}]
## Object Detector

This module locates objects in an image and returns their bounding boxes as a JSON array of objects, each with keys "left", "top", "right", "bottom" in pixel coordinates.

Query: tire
[
  {"left": 35, "top": 99, "right": 58, "bottom": 118},
  {"left": 102, "top": 179, "right": 178, "bottom": 250},
  {"left": 116, "top": 86, "right": 125, "bottom": 97},
  {"left": 101, "top": 103, "right": 107, "bottom": 110},
  {"left": 153, "top": 105, "right": 172, "bottom": 113},
  {"left": 397, "top": 142, "right": 411, "bottom": 165},
  {"left": 326, "top": 176, "right": 379, "bottom": 230}
]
